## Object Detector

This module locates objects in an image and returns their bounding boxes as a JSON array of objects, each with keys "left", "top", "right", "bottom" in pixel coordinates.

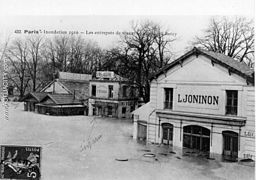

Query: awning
[{"left": 156, "top": 110, "right": 246, "bottom": 127}]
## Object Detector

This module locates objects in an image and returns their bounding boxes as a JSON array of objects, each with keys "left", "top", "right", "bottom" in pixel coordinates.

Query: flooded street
[{"left": 0, "top": 102, "right": 254, "bottom": 180}]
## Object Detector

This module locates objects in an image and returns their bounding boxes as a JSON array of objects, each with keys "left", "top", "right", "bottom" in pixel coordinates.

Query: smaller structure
[
  {"left": 41, "top": 72, "right": 91, "bottom": 100},
  {"left": 23, "top": 72, "right": 92, "bottom": 115},
  {"left": 23, "top": 92, "right": 48, "bottom": 112},
  {"left": 36, "top": 94, "right": 86, "bottom": 116},
  {"left": 132, "top": 102, "right": 153, "bottom": 141},
  {"left": 88, "top": 71, "right": 138, "bottom": 118}
]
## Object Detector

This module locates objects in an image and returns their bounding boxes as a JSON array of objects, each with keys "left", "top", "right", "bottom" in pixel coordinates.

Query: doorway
[
  {"left": 222, "top": 131, "right": 238, "bottom": 161},
  {"left": 162, "top": 123, "right": 173, "bottom": 146},
  {"left": 138, "top": 123, "right": 147, "bottom": 141}
]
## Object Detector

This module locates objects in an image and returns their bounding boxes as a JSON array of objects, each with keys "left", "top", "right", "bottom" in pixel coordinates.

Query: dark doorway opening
[
  {"left": 162, "top": 123, "right": 173, "bottom": 146},
  {"left": 222, "top": 131, "right": 238, "bottom": 162},
  {"left": 138, "top": 123, "right": 147, "bottom": 141}
]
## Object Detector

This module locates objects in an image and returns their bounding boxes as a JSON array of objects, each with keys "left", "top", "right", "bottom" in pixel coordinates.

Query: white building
[
  {"left": 133, "top": 47, "right": 255, "bottom": 161},
  {"left": 88, "top": 71, "right": 138, "bottom": 118}
]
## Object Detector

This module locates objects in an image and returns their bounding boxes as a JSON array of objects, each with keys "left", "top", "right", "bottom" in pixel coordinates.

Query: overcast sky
[{"left": 0, "top": 0, "right": 254, "bottom": 56}]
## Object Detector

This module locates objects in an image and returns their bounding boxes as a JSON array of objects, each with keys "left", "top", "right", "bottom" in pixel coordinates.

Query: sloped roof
[
  {"left": 58, "top": 79, "right": 90, "bottom": 100},
  {"left": 151, "top": 47, "right": 254, "bottom": 83},
  {"left": 200, "top": 49, "right": 254, "bottom": 77},
  {"left": 132, "top": 102, "right": 153, "bottom": 121},
  {"left": 40, "top": 78, "right": 90, "bottom": 100},
  {"left": 41, "top": 94, "right": 82, "bottom": 105},
  {"left": 22, "top": 92, "right": 48, "bottom": 102}
]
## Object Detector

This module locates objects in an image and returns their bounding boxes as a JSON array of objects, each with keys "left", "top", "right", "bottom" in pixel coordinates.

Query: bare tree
[
  {"left": 121, "top": 21, "right": 157, "bottom": 101},
  {"left": 118, "top": 20, "right": 177, "bottom": 102},
  {"left": 82, "top": 41, "right": 103, "bottom": 74},
  {"left": 68, "top": 36, "right": 84, "bottom": 73},
  {"left": 192, "top": 17, "right": 254, "bottom": 66},
  {"left": 25, "top": 36, "right": 44, "bottom": 91},
  {"left": 54, "top": 36, "right": 70, "bottom": 72},
  {"left": 154, "top": 24, "right": 177, "bottom": 68},
  {"left": 42, "top": 38, "right": 58, "bottom": 79},
  {"left": 5, "top": 38, "right": 31, "bottom": 98},
  {"left": 44, "top": 36, "right": 103, "bottom": 76}
]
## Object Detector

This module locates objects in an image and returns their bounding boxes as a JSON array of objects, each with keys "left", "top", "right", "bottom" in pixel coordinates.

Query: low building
[
  {"left": 133, "top": 47, "right": 255, "bottom": 162},
  {"left": 41, "top": 72, "right": 92, "bottom": 100},
  {"left": 23, "top": 72, "right": 92, "bottom": 115},
  {"left": 88, "top": 71, "right": 138, "bottom": 118},
  {"left": 23, "top": 92, "right": 48, "bottom": 111},
  {"left": 36, "top": 94, "right": 85, "bottom": 115}
]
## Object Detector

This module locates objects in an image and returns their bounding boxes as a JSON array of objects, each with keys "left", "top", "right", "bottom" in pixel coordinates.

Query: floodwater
[{"left": 0, "top": 102, "right": 255, "bottom": 180}]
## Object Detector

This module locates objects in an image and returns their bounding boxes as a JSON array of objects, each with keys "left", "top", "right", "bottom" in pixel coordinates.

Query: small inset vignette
[{"left": 0, "top": 145, "right": 41, "bottom": 180}]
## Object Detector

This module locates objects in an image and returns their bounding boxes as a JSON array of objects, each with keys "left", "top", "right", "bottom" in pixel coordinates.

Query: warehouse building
[
  {"left": 133, "top": 47, "right": 255, "bottom": 162},
  {"left": 88, "top": 71, "right": 138, "bottom": 118}
]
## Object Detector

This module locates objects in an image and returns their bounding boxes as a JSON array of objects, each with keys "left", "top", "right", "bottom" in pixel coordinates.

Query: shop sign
[
  {"left": 176, "top": 87, "right": 221, "bottom": 109},
  {"left": 97, "top": 85, "right": 108, "bottom": 98},
  {"left": 96, "top": 71, "right": 114, "bottom": 79},
  {"left": 177, "top": 94, "right": 219, "bottom": 105},
  {"left": 0, "top": 145, "right": 41, "bottom": 179}
]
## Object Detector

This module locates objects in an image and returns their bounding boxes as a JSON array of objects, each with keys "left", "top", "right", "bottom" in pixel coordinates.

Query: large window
[
  {"left": 91, "top": 85, "right": 96, "bottom": 96},
  {"left": 183, "top": 125, "right": 210, "bottom": 152},
  {"left": 122, "top": 107, "right": 126, "bottom": 114},
  {"left": 226, "top": 90, "right": 238, "bottom": 115},
  {"left": 108, "top": 106, "right": 112, "bottom": 115},
  {"left": 123, "top": 86, "right": 127, "bottom": 97},
  {"left": 108, "top": 85, "right": 113, "bottom": 98},
  {"left": 164, "top": 88, "right": 173, "bottom": 109},
  {"left": 130, "top": 86, "right": 134, "bottom": 97}
]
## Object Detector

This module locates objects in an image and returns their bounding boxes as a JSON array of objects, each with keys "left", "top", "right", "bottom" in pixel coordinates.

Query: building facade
[
  {"left": 88, "top": 71, "right": 138, "bottom": 119},
  {"left": 133, "top": 48, "right": 255, "bottom": 161}
]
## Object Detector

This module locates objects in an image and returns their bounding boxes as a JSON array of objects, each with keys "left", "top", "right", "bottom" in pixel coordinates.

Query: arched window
[{"left": 183, "top": 125, "right": 210, "bottom": 152}]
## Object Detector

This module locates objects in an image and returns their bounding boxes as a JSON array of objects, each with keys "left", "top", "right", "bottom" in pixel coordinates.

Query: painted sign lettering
[
  {"left": 97, "top": 85, "right": 108, "bottom": 98},
  {"left": 244, "top": 131, "right": 255, "bottom": 138},
  {"left": 178, "top": 94, "right": 219, "bottom": 105},
  {"left": 175, "top": 86, "right": 221, "bottom": 110},
  {"left": 96, "top": 71, "right": 114, "bottom": 79},
  {"left": 243, "top": 153, "right": 254, "bottom": 160}
]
